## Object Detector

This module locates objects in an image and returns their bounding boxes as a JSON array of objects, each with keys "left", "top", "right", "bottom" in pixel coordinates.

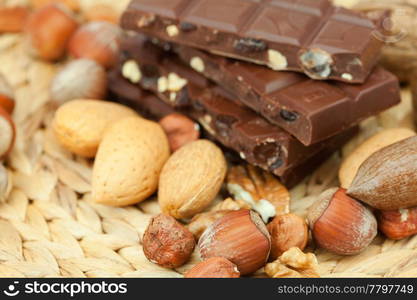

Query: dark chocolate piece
[
  {"left": 115, "top": 46, "right": 358, "bottom": 176},
  {"left": 121, "top": 0, "right": 387, "bottom": 83},
  {"left": 174, "top": 45, "right": 401, "bottom": 145},
  {"left": 108, "top": 66, "right": 357, "bottom": 187}
]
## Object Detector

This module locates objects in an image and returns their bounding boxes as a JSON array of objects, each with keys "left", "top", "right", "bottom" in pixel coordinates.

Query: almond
[
  {"left": 158, "top": 140, "right": 227, "bottom": 219},
  {"left": 339, "top": 128, "right": 415, "bottom": 188},
  {"left": 52, "top": 99, "right": 137, "bottom": 157},
  {"left": 348, "top": 136, "right": 417, "bottom": 210},
  {"left": 92, "top": 117, "right": 170, "bottom": 206}
]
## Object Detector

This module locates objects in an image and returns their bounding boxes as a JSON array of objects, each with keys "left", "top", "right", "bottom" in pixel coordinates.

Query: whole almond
[
  {"left": 52, "top": 100, "right": 137, "bottom": 158},
  {"left": 348, "top": 136, "right": 417, "bottom": 210},
  {"left": 159, "top": 140, "right": 227, "bottom": 219},
  {"left": 339, "top": 128, "right": 415, "bottom": 188},
  {"left": 92, "top": 117, "right": 170, "bottom": 206}
]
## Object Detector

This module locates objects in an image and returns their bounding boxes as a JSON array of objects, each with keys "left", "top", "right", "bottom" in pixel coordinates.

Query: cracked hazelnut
[
  {"left": 307, "top": 188, "right": 377, "bottom": 255},
  {"left": 198, "top": 209, "right": 271, "bottom": 275},
  {"left": 0, "top": 74, "right": 15, "bottom": 114},
  {"left": 267, "top": 214, "right": 308, "bottom": 261},
  {"left": 25, "top": 3, "right": 78, "bottom": 61},
  {"left": 185, "top": 257, "right": 240, "bottom": 278},
  {"left": 159, "top": 113, "right": 200, "bottom": 152},
  {"left": 143, "top": 214, "right": 195, "bottom": 269},
  {"left": 50, "top": 59, "right": 107, "bottom": 104},
  {"left": 68, "top": 21, "right": 122, "bottom": 68}
]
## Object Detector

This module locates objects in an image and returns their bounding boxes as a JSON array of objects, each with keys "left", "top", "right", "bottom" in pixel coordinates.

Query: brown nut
[
  {"left": 267, "top": 214, "right": 308, "bottom": 261},
  {"left": 159, "top": 113, "right": 200, "bottom": 152},
  {"left": 0, "top": 74, "right": 15, "bottom": 115},
  {"left": 30, "top": 0, "right": 80, "bottom": 11},
  {"left": 0, "top": 106, "right": 16, "bottom": 159},
  {"left": 184, "top": 257, "right": 240, "bottom": 278},
  {"left": 198, "top": 209, "right": 271, "bottom": 275},
  {"left": 25, "top": 3, "right": 78, "bottom": 61},
  {"left": 348, "top": 136, "right": 417, "bottom": 210},
  {"left": 143, "top": 214, "right": 195, "bottom": 269},
  {"left": 308, "top": 188, "right": 377, "bottom": 255},
  {"left": 378, "top": 208, "right": 417, "bottom": 240},
  {"left": 0, "top": 6, "right": 29, "bottom": 33},
  {"left": 67, "top": 21, "right": 122, "bottom": 69},
  {"left": 50, "top": 59, "right": 107, "bottom": 104}
]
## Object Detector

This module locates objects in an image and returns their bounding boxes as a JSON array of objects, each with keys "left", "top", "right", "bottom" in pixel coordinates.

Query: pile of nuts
[{"left": 2, "top": 0, "right": 417, "bottom": 278}]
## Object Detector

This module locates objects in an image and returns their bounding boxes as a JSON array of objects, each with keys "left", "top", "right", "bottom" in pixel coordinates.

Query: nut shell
[
  {"left": 50, "top": 59, "right": 108, "bottom": 104},
  {"left": 52, "top": 99, "right": 137, "bottom": 157},
  {"left": 68, "top": 21, "right": 122, "bottom": 68},
  {"left": 92, "top": 117, "right": 170, "bottom": 206},
  {"left": 159, "top": 140, "right": 227, "bottom": 219},
  {"left": 185, "top": 257, "right": 240, "bottom": 278},
  {"left": 378, "top": 208, "right": 417, "bottom": 240},
  {"left": 198, "top": 209, "right": 271, "bottom": 275},
  {"left": 159, "top": 113, "right": 200, "bottom": 152},
  {"left": 267, "top": 213, "right": 308, "bottom": 261},
  {"left": 308, "top": 188, "right": 377, "bottom": 255},
  {"left": 348, "top": 136, "right": 417, "bottom": 210},
  {"left": 143, "top": 214, "right": 195, "bottom": 269}
]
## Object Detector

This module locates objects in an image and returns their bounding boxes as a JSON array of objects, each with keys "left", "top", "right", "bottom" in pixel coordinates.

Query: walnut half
[
  {"left": 265, "top": 247, "right": 319, "bottom": 278},
  {"left": 227, "top": 165, "right": 290, "bottom": 222}
]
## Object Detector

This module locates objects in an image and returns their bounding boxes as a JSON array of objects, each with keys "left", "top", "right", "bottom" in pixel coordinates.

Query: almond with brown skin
[
  {"left": 348, "top": 136, "right": 417, "bottom": 210},
  {"left": 378, "top": 208, "right": 417, "bottom": 240},
  {"left": 184, "top": 257, "right": 240, "bottom": 278}
]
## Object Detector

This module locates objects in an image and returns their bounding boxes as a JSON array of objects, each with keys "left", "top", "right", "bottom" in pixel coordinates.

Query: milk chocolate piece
[
  {"left": 115, "top": 48, "right": 358, "bottom": 176},
  {"left": 175, "top": 45, "right": 401, "bottom": 145},
  {"left": 120, "top": 34, "right": 400, "bottom": 145},
  {"left": 121, "top": 0, "right": 386, "bottom": 83},
  {"left": 108, "top": 67, "right": 357, "bottom": 187}
]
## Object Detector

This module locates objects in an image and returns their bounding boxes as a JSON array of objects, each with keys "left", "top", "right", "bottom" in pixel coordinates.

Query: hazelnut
[
  {"left": 0, "top": 106, "right": 16, "bottom": 159},
  {"left": 121, "top": 60, "right": 142, "bottom": 84},
  {"left": 30, "top": 0, "right": 80, "bottom": 12},
  {"left": 198, "top": 209, "right": 271, "bottom": 275},
  {"left": 184, "top": 257, "right": 240, "bottom": 278},
  {"left": 83, "top": 4, "right": 119, "bottom": 24},
  {"left": 159, "top": 113, "right": 200, "bottom": 151},
  {"left": 190, "top": 57, "right": 205, "bottom": 73},
  {"left": 378, "top": 208, "right": 417, "bottom": 240},
  {"left": 0, "top": 6, "right": 29, "bottom": 33},
  {"left": 299, "top": 48, "right": 333, "bottom": 79},
  {"left": 267, "top": 49, "right": 288, "bottom": 70},
  {"left": 50, "top": 59, "right": 107, "bottom": 104},
  {"left": 0, "top": 74, "right": 15, "bottom": 114},
  {"left": 68, "top": 21, "right": 122, "bottom": 69},
  {"left": 25, "top": 3, "right": 78, "bottom": 61},
  {"left": 307, "top": 188, "right": 377, "bottom": 255},
  {"left": 267, "top": 214, "right": 308, "bottom": 261},
  {"left": 143, "top": 214, "right": 195, "bottom": 269}
]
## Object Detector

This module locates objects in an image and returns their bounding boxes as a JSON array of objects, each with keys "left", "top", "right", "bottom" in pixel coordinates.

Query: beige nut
[
  {"left": 92, "top": 117, "right": 170, "bottom": 206},
  {"left": 190, "top": 57, "right": 205, "bottom": 73},
  {"left": 52, "top": 100, "right": 137, "bottom": 157},
  {"left": 267, "top": 49, "right": 288, "bottom": 70},
  {"left": 159, "top": 140, "right": 227, "bottom": 219},
  {"left": 122, "top": 60, "right": 142, "bottom": 83},
  {"left": 166, "top": 25, "right": 179, "bottom": 37},
  {"left": 339, "top": 128, "right": 415, "bottom": 188}
]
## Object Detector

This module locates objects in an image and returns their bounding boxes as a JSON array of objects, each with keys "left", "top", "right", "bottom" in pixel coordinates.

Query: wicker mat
[{"left": 0, "top": 0, "right": 417, "bottom": 278}]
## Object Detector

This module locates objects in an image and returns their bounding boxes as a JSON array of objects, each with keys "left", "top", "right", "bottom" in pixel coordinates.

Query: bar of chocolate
[
  {"left": 108, "top": 67, "right": 357, "bottom": 187},
  {"left": 121, "top": 0, "right": 386, "bottom": 83},
  {"left": 174, "top": 44, "right": 400, "bottom": 145},
  {"left": 115, "top": 45, "right": 358, "bottom": 177},
  {"left": 120, "top": 34, "right": 400, "bottom": 145}
]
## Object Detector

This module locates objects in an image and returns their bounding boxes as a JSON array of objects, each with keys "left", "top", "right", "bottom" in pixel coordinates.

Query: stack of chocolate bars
[{"left": 109, "top": 0, "right": 401, "bottom": 187}]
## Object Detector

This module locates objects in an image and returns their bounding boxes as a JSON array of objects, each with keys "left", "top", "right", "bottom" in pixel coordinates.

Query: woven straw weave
[{"left": 0, "top": 0, "right": 417, "bottom": 278}]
